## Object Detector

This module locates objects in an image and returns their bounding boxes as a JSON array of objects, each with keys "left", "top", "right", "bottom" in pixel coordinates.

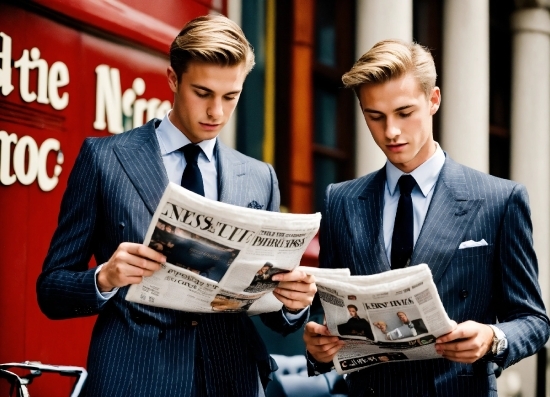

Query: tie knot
[
  {"left": 180, "top": 144, "right": 202, "bottom": 164},
  {"left": 398, "top": 174, "right": 416, "bottom": 196}
]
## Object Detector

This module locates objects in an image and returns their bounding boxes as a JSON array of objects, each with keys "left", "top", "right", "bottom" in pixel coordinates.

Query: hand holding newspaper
[
  {"left": 300, "top": 264, "right": 455, "bottom": 374},
  {"left": 126, "top": 183, "right": 321, "bottom": 315}
]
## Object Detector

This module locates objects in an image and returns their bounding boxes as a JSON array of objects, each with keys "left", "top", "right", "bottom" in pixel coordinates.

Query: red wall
[{"left": 0, "top": 1, "right": 222, "bottom": 395}]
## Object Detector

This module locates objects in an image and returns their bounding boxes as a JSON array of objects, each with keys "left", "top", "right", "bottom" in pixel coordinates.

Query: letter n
[{"left": 93, "top": 65, "right": 123, "bottom": 134}]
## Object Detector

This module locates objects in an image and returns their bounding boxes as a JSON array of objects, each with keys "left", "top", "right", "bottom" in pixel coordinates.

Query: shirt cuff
[
  {"left": 95, "top": 264, "right": 119, "bottom": 300},
  {"left": 306, "top": 350, "right": 334, "bottom": 376}
]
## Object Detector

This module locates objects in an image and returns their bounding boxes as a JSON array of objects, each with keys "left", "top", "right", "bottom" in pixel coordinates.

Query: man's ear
[
  {"left": 429, "top": 87, "right": 441, "bottom": 115},
  {"left": 167, "top": 67, "right": 178, "bottom": 93}
]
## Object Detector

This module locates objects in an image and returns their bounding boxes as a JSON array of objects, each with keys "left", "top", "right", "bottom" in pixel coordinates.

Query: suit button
[
  {"left": 459, "top": 289, "right": 468, "bottom": 299},
  {"left": 366, "top": 387, "right": 376, "bottom": 395},
  {"left": 191, "top": 320, "right": 199, "bottom": 326}
]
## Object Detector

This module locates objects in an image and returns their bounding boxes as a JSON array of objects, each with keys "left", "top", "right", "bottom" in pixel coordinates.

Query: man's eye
[
  {"left": 196, "top": 91, "right": 209, "bottom": 98},
  {"left": 224, "top": 96, "right": 237, "bottom": 101},
  {"left": 400, "top": 112, "right": 412, "bottom": 118}
]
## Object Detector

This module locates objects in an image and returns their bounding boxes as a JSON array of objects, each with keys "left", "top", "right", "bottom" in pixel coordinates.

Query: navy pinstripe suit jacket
[
  {"left": 320, "top": 156, "right": 549, "bottom": 397},
  {"left": 37, "top": 119, "right": 305, "bottom": 397}
]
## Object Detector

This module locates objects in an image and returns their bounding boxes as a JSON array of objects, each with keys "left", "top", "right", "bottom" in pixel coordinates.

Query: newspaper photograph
[
  {"left": 299, "top": 264, "right": 455, "bottom": 374},
  {"left": 126, "top": 182, "right": 321, "bottom": 315}
]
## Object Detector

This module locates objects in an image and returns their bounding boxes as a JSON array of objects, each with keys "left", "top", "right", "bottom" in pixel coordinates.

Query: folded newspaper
[
  {"left": 299, "top": 265, "right": 455, "bottom": 374},
  {"left": 126, "top": 182, "right": 321, "bottom": 315}
]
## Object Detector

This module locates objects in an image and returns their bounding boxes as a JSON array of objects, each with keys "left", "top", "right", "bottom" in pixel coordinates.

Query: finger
[
  {"left": 305, "top": 321, "right": 333, "bottom": 336},
  {"left": 122, "top": 242, "right": 167, "bottom": 263},
  {"left": 272, "top": 270, "right": 315, "bottom": 283},
  {"left": 276, "top": 280, "right": 317, "bottom": 295},
  {"left": 273, "top": 291, "right": 312, "bottom": 309},
  {"left": 125, "top": 254, "right": 163, "bottom": 274},
  {"left": 310, "top": 336, "right": 344, "bottom": 347},
  {"left": 126, "top": 274, "right": 147, "bottom": 285},
  {"left": 440, "top": 349, "right": 483, "bottom": 364},
  {"left": 436, "top": 325, "right": 470, "bottom": 344},
  {"left": 309, "top": 345, "right": 342, "bottom": 362}
]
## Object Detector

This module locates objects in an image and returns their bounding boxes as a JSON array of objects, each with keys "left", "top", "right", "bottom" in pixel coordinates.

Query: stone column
[
  {"left": 440, "top": 0, "right": 490, "bottom": 172},
  {"left": 354, "top": 0, "right": 413, "bottom": 177},
  {"left": 511, "top": 5, "right": 550, "bottom": 324},
  {"left": 499, "top": 7, "right": 550, "bottom": 397}
]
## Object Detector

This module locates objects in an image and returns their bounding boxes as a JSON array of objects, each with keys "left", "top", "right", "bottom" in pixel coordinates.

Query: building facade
[{"left": 1, "top": 0, "right": 549, "bottom": 395}]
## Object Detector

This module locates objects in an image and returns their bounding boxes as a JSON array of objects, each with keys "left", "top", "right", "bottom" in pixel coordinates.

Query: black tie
[
  {"left": 391, "top": 174, "right": 417, "bottom": 269},
  {"left": 180, "top": 144, "right": 205, "bottom": 197}
]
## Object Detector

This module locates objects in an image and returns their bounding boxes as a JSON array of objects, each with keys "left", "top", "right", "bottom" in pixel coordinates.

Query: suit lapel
[
  {"left": 345, "top": 168, "right": 391, "bottom": 275},
  {"left": 216, "top": 140, "right": 248, "bottom": 205},
  {"left": 113, "top": 120, "right": 169, "bottom": 215},
  {"left": 412, "top": 157, "right": 483, "bottom": 283}
]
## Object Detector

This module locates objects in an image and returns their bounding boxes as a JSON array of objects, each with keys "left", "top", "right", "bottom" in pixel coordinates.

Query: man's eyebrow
[
  {"left": 363, "top": 108, "right": 383, "bottom": 114},
  {"left": 191, "top": 84, "right": 242, "bottom": 95},
  {"left": 191, "top": 84, "right": 213, "bottom": 92},
  {"left": 363, "top": 104, "right": 415, "bottom": 114}
]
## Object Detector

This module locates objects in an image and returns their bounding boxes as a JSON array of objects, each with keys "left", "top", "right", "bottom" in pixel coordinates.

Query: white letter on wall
[
  {"left": 37, "top": 138, "right": 62, "bottom": 191},
  {"left": 0, "top": 32, "right": 14, "bottom": 96},
  {"left": 48, "top": 61, "right": 69, "bottom": 110},
  {"left": 0, "top": 130, "right": 17, "bottom": 185},
  {"left": 13, "top": 135, "right": 39, "bottom": 185},
  {"left": 93, "top": 65, "right": 123, "bottom": 134}
]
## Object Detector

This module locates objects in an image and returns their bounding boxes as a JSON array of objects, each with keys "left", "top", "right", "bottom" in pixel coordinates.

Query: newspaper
[
  {"left": 126, "top": 182, "right": 321, "bottom": 315},
  {"left": 299, "top": 264, "right": 455, "bottom": 374}
]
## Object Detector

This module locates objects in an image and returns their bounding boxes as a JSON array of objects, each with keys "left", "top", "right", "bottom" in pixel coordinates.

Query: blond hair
[
  {"left": 342, "top": 39, "right": 436, "bottom": 97},
  {"left": 170, "top": 14, "right": 255, "bottom": 81}
]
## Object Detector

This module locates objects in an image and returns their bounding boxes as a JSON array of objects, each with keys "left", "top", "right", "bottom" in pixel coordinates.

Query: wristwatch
[{"left": 487, "top": 324, "right": 508, "bottom": 356}]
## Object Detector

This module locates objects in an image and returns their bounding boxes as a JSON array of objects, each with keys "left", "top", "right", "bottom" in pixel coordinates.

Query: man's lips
[
  {"left": 199, "top": 122, "right": 220, "bottom": 131},
  {"left": 386, "top": 143, "right": 407, "bottom": 152}
]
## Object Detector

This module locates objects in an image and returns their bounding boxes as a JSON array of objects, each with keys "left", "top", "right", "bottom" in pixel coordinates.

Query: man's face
[
  {"left": 397, "top": 312, "right": 409, "bottom": 323},
  {"left": 167, "top": 62, "right": 247, "bottom": 143},
  {"left": 348, "top": 307, "right": 357, "bottom": 317},
  {"left": 375, "top": 322, "right": 387, "bottom": 332},
  {"left": 358, "top": 73, "right": 441, "bottom": 173}
]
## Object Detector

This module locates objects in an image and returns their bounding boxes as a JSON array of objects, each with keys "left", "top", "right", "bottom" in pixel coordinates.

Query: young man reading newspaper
[
  {"left": 304, "top": 39, "right": 549, "bottom": 397},
  {"left": 37, "top": 15, "right": 316, "bottom": 397}
]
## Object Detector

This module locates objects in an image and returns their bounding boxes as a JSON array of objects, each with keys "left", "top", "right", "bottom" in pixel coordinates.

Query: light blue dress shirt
[
  {"left": 383, "top": 143, "right": 445, "bottom": 264},
  {"left": 155, "top": 112, "right": 218, "bottom": 201}
]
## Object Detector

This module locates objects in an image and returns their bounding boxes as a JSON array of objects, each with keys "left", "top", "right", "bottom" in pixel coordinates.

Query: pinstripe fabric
[
  {"left": 319, "top": 155, "right": 549, "bottom": 397},
  {"left": 37, "top": 119, "right": 304, "bottom": 397}
]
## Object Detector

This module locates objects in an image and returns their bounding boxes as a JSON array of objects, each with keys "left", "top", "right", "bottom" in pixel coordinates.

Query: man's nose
[
  {"left": 385, "top": 119, "right": 401, "bottom": 139},
  {"left": 207, "top": 98, "right": 223, "bottom": 119}
]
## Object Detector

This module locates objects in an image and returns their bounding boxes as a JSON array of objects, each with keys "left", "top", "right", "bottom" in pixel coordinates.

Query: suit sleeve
[
  {"left": 36, "top": 138, "right": 107, "bottom": 319},
  {"left": 265, "top": 163, "right": 281, "bottom": 212},
  {"left": 493, "top": 184, "right": 550, "bottom": 368}
]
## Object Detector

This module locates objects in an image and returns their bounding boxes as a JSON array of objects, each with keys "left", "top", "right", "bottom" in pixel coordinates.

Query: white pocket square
[{"left": 459, "top": 239, "right": 488, "bottom": 249}]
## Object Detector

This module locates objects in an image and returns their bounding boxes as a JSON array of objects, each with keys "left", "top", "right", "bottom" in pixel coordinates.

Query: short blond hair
[
  {"left": 342, "top": 39, "right": 436, "bottom": 97},
  {"left": 170, "top": 14, "right": 255, "bottom": 81}
]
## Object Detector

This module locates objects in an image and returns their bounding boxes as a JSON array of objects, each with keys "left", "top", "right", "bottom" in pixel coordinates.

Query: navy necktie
[
  {"left": 391, "top": 174, "right": 417, "bottom": 269},
  {"left": 180, "top": 144, "right": 205, "bottom": 197}
]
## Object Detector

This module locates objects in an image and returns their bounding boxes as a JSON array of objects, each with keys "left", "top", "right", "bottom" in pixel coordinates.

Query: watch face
[{"left": 497, "top": 339, "right": 507, "bottom": 353}]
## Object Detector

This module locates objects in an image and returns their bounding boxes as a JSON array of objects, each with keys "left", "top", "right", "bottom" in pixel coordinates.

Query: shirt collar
[
  {"left": 155, "top": 111, "right": 216, "bottom": 162},
  {"left": 386, "top": 142, "right": 445, "bottom": 197}
]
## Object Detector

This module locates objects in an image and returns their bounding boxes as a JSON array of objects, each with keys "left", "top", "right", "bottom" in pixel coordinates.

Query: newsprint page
[
  {"left": 126, "top": 183, "right": 321, "bottom": 315},
  {"left": 300, "top": 265, "right": 455, "bottom": 374}
]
